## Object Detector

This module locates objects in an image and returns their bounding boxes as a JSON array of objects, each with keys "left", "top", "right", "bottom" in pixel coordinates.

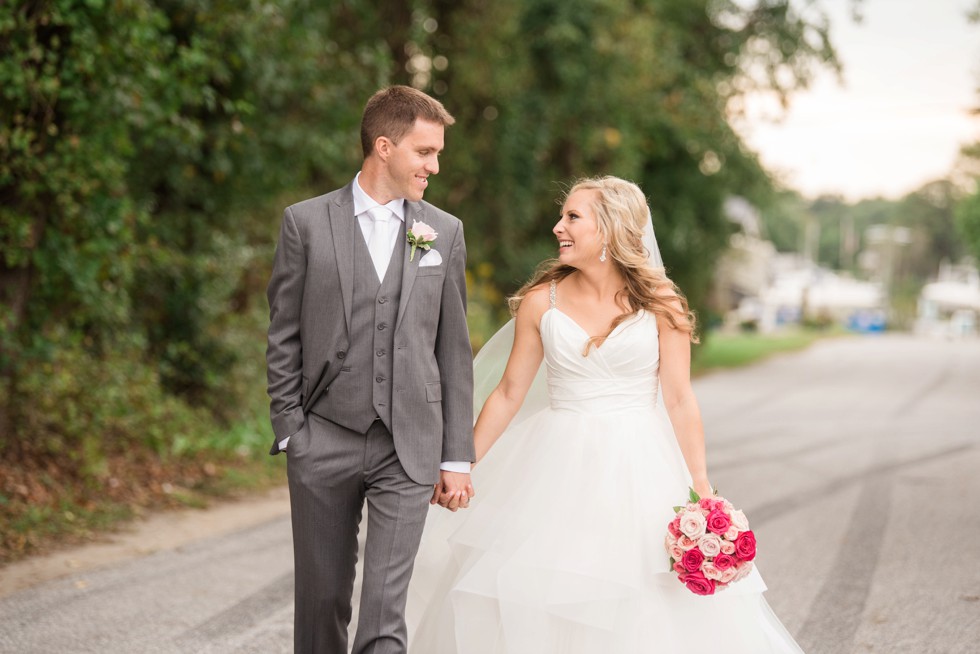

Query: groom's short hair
[{"left": 361, "top": 86, "right": 455, "bottom": 159}]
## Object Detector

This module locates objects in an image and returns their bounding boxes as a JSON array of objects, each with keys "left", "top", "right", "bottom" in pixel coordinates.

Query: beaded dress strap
[{"left": 549, "top": 280, "right": 557, "bottom": 308}]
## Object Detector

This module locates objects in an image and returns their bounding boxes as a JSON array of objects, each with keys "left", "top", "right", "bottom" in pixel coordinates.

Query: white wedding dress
[{"left": 407, "top": 285, "right": 803, "bottom": 653}]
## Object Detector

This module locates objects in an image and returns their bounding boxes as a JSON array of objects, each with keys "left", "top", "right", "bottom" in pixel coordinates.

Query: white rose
[
  {"left": 699, "top": 533, "right": 722, "bottom": 557},
  {"left": 410, "top": 220, "right": 438, "bottom": 242},
  {"left": 730, "top": 509, "right": 750, "bottom": 531},
  {"left": 679, "top": 510, "right": 707, "bottom": 539},
  {"left": 720, "top": 540, "right": 736, "bottom": 555},
  {"left": 724, "top": 525, "right": 740, "bottom": 541}
]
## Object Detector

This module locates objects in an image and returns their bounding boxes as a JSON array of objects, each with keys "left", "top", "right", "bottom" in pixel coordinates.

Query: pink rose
[
  {"left": 701, "top": 562, "right": 723, "bottom": 581},
  {"left": 733, "top": 561, "right": 754, "bottom": 581},
  {"left": 680, "top": 570, "right": 716, "bottom": 596},
  {"left": 698, "top": 497, "right": 715, "bottom": 511},
  {"left": 719, "top": 567, "right": 738, "bottom": 584},
  {"left": 713, "top": 553, "right": 736, "bottom": 571},
  {"left": 724, "top": 525, "right": 740, "bottom": 541},
  {"left": 677, "top": 535, "right": 697, "bottom": 551},
  {"left": 720, "top": 540, "right": 736, "bottom": 555},
  {"left": 679, "top": 510, "right": 707, "bottom": 539},
  {"left": 668, "top": 516, "right": 682, "bottom": 538},
  {"left": 698, "top": 533, "right": 722, "bottom": 558},
  {"left": 673, "top": 561, "right": 686, "bottom": 574},
  {"left": 410, "top": 220, "right": 438, "bottom": 242},
  {"left": 670, "top": 544, "right": 685, "bottom": 561},
  {"left": 735, "top": 531, "right": 757, "bottom": 561},
  {"left": 681, "top": 547, "right": 705, "bottom": 573},
  {"left": 706, "top": 508, "right": 732, "bottom": 535}
]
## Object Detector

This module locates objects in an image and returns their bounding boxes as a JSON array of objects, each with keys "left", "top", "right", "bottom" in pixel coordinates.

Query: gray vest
[{"left": 309, "top": 219, "right": 405, "bottom": 434}]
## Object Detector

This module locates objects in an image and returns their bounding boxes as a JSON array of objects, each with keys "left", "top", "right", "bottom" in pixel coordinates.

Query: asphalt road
[{"left": 1, "top": 334, "right": 978, "bottom": 653}]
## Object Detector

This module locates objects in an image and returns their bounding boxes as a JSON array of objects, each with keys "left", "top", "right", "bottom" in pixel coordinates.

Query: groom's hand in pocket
[{"left": 431, "top": 471, "right": 475, "bottom": 512}]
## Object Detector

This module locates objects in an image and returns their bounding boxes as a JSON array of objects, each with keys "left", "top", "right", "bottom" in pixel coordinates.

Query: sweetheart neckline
[{"left": 546, "top": 308, "right": 648, "bottom": 350}]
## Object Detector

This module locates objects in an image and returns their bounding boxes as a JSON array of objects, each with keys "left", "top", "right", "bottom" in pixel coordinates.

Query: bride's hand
[{"left": 693, "top": 481, "right": 714, "bottom": 499}]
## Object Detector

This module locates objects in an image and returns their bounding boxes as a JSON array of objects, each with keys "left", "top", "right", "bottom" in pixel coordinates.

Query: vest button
[
  {"left": 376, "top": 349, "right": 385, "bottom": 357},
  {"left": 336, "top": 351, "right": 346, "bottom": 359},
  {"left": 377, "top": 322, "right": 387, "bottom": 330},
  {"left": 378, "top": 297, "right": 387, "bottom": 304},
  {"left": 375, "top": 375, "right": 385, "bottom": 383}
]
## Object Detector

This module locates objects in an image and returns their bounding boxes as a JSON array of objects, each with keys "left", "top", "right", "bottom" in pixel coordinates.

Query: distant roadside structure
[
  {"left": 712, "top": 197, "right": 886, "bottom": 333},
  {"left": 711, "top": 197, "right": 777, "bottom": 315},
  {"left": 916, "top": 261, "right": 980, "bottom": 339}
]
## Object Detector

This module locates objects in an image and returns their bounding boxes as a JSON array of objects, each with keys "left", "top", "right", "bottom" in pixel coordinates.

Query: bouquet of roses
[{"left": 664, "top": 488, "right": 756, "bottom": 596}]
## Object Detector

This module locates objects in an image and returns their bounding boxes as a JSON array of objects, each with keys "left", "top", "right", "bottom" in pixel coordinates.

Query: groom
[{"left": 266, "top": 85, "right": 475, "bottom": 653}]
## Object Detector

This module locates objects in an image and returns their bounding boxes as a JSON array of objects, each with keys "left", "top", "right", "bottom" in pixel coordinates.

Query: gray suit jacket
[{"left": 265, "top": 182, "right": 475, "bottom": 484}]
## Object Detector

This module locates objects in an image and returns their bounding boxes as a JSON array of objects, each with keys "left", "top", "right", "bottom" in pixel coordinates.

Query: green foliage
[
  {"left": 8, "top": 328, "right": 211, "bottom": 462},
  {"left": 692, "top": 329, "right": 824, "bottom": 375},
  {"left": 0, "top": 1, "right": 384, "bottom": 457},
  {"left": 956, "top": 183, "right": 980, "bottom": 262},
  {"left": 760, "top": 181, "right": 966, "bottom": 287},
  {"left": 758, "top": 191, "right": 806, "bottom": 253}
]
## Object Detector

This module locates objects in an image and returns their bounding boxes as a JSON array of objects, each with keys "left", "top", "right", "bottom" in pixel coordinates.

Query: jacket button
[
  {"left": 377, "top": 322, "right": 387, "bottom": 330},
  {"left": 378, "top": 297, "right": 387, "bottom": 304},
  {"left": 375, "top": 375, "right": 385, "bottom": 383},
  {"left": 336, "top": 351, "right": 346, "bottom": 359},
  {"left": 376, "top": 349, "right": 385, "bottom": 357}
]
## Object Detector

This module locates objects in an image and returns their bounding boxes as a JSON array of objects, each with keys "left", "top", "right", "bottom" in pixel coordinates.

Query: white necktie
[{"left": 367, "top": 206, "right": 392, "bottom": 282}]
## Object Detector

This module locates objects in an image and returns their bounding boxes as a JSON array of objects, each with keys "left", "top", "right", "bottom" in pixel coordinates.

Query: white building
[
  {"left": 742, "top": 255, "right": 886, "bottom": 333},
  {"left": 916, "top": 261, "right": 980, "bottom": 338}
]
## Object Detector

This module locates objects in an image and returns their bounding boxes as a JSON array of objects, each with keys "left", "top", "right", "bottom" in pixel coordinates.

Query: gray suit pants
[{"left": 287, "top": 414, "right": 432, "bottom": 654}]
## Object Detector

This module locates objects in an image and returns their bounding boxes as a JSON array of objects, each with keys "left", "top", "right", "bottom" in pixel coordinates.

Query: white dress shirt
[
  {"left": 280, "top": 174, "right": 471, "bottom": 475},
  {"left": 352, "top": 172, "right": 406, "bottom": 272}
]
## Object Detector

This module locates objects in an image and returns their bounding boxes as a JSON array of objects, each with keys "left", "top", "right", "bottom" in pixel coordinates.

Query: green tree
[
  {"left": 956, "top": 186, "right": 980, "bottom": 262},
  {"left": 414, "top": 0, "right": 839, "bottom": 317}
]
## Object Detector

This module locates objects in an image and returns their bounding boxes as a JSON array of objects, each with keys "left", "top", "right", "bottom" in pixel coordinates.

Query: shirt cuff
[
  {"left": 278, "top": 436, "right": 290, "bottom": 451},
  {"left": 440, "top": 460, "right": 471, "bottom": 474}
]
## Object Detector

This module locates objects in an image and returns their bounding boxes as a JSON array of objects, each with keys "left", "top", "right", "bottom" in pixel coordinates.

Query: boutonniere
[{"left": 407, "top": 220, "right": 438, "bottom": 261}]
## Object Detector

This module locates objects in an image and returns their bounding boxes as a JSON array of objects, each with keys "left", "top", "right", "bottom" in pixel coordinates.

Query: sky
[{"left": 733, "top": 0, "right": 980, "bottom": 201}]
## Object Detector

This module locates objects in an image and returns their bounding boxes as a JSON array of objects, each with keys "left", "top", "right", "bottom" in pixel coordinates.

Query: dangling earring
[{"left": 599, "top": 244, "right": 607, "bottom": 263}]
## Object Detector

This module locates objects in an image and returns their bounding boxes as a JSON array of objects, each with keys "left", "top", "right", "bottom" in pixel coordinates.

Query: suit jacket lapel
[
  {"left": 395, "top": 201, "right": 423, "bottom": 332},
  {"left": 330, "top": 183, "right": 356, "bottom": 336}
]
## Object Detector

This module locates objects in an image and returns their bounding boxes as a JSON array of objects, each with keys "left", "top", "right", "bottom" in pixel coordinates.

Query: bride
[{"left": 407, "top": 176, "right": 803, "bottom": 653}]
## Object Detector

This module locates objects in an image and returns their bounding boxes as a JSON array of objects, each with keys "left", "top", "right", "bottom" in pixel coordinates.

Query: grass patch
[
  {"left": 692, "top": 329, "right": 830, "bottom": 376},
  {"left": 202, "top": 455, "right": 288, "bottom": 497},
  {"left": 3, "top": 498, "right": 137, "bottom": 561},
  {"left": 1, "top": 454, "right": 286, "bottom": 565}
]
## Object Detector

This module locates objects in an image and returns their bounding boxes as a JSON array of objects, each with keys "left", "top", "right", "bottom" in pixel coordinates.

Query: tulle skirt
[{"left": 406, "top": 404, "right": 803, "bottom": 653}]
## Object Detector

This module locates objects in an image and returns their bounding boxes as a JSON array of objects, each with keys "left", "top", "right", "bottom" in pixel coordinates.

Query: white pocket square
[{"left": 419, "top": 250, "right": 443, "bottom": 267}]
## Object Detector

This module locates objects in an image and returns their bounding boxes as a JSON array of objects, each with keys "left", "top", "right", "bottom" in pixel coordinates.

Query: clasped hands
[{"left": 431, "top": 470, "right": 475, "bottom": 512}]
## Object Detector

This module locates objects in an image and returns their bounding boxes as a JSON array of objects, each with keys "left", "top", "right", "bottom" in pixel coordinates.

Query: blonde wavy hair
[{"left": 509, "top": 176, "right": 698, "bottom": 351}]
